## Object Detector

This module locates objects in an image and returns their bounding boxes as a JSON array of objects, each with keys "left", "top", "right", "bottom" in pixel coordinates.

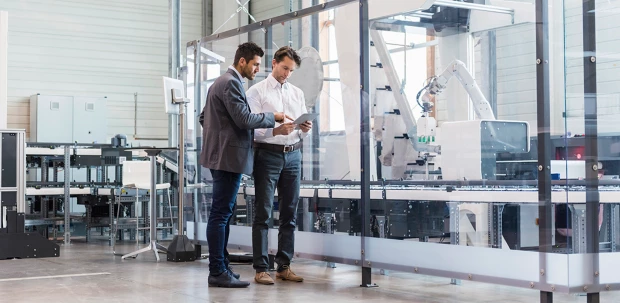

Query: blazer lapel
[{"left": 227, "top": 69, "right": 251, "bottom": 112}]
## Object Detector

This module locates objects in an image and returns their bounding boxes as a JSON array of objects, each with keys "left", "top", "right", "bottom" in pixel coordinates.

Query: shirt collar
[
  {"left": 267, "top": 73, "right": 288, "bottom": 90},
  {"left": 228, "top": 65, "right": 246, "bottom": 84}
]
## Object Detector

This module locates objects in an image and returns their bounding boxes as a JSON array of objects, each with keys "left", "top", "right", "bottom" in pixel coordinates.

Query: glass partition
[
  {"left": 362, "top": 0, "right": 552, "bottom": 289},
  {"left": 181, "top": 0, "right": 620, "bottom": 300},
  {"left": 187, "top": 2, "right": 364, "bottom": 271},
  {"left": 569, "top": 0, "right": 620, "bottom": 293}
]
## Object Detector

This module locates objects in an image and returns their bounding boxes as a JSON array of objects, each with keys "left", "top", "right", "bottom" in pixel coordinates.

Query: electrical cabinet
[
  {"left": 30, "top": 94, "right": 107, "bottom": 143},
  {"left": 0, "top": 129, "right": 25, "bottom": 229},
  {"left": 0, "top": 129, "right": 59, "bottom": 258}
]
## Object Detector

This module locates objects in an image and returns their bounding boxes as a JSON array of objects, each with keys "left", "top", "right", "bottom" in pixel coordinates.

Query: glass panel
[
  {"left": 186, "top": 3, "right": 362, "bottom": 274},
  {"left": 210, "top": 0, "right": 342, "bottom": 39},
  {"left": 560, "top": 0, "right": 620, "bottom": 292},
  {"left": 582, "top": 0, "right": 620, "bottom": 291},
  {"left": 364, "top": 0, "right": 550, "bottom": 292}
]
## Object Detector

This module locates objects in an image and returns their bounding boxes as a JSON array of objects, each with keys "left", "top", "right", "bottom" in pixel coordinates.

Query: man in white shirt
[{"left": 247, "top": 46, "right": 312, "bottom": 285}]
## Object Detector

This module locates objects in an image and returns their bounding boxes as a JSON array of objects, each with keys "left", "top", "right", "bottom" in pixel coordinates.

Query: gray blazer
[{"left": 199, "top": 69, "right": 275, "bottom": 175}]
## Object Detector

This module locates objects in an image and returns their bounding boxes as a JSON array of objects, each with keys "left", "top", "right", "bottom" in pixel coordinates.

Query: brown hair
[
  {"left": 273, "top": 46, "right": 301, "bottom": 67},
  {"left": 233, "top": 42, "right": 264, "bottom": 66}
]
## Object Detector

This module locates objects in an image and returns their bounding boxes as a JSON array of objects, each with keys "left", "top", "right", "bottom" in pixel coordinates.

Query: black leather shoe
[
  {"left": 208, "top": 271, "right": 250, "bottom": 288},
  {"left": 228, "top": 266, "right": 240, "bottom": 279}
]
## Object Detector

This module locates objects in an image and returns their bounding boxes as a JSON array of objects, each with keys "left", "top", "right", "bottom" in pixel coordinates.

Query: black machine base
[
  {"left": 0, "top": 232, "right": 60, "bottom": 259},
  {"left": 167, "top": 235, "right": 196, "bottom": 262}
]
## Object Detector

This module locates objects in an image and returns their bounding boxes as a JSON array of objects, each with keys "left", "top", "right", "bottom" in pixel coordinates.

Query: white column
[{"left": 0, "top": 11, "right": 7, "bottom": 129}]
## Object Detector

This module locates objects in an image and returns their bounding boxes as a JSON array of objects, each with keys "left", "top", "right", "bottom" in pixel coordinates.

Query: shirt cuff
[
  {"left": 298, "top": 129, "right": 309, "bottom": 140},
  {"left": 255, "top": 128, "right": 274, "bottom": 139}
]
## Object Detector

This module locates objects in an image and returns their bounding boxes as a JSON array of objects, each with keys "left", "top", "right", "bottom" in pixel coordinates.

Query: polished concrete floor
[{"left": 0, "top": 239, "right": 618, "bottom": 302}]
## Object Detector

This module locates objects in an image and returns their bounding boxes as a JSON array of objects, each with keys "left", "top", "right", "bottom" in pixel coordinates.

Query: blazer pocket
[{"left": 228, "top": 140, "right": 250, "bottom": 149}]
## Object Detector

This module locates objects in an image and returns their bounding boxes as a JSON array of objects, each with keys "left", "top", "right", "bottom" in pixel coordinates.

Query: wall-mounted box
[{"left": 30, "top": 94, "right": 107, "bottom": 143}]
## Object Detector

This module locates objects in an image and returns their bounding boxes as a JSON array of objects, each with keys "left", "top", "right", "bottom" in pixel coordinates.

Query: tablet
[{"left": 293, "top": 113, "right": 320, "bottom": 124}]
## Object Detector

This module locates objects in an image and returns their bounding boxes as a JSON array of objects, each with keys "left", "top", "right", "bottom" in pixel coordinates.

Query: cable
[{"left": 415, "top": 76, "right": 435, "bottom": 109}]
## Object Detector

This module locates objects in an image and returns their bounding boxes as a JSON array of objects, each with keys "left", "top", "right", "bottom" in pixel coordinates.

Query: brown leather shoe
[
  {"left": 276, "top": 267, "right": 304, "bottom": 282},
  {"left": 254, "top": 272, "right": 275, "bottom": 285}
]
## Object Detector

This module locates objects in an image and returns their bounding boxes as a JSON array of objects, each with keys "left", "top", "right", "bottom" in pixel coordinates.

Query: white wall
[
  {"left": 494, "top": 23, "right": 537, "bottom": 127},
  {"left": 0, "top": 11, "right": 6, "bottom": 129},
  {"left": 0, "top": 0, "right": 201, "bottom": 145},
  {"left": 468, "top": 0, "right": 620, "bottom": 138}
]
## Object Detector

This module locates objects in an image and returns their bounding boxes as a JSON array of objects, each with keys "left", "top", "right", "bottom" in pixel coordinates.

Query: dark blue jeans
[
  {"left": 252, "top": 148, "right": 301, "bottom": 272},
  {"left": 207, "top": 169, "right": 242, "bottom": 275}
]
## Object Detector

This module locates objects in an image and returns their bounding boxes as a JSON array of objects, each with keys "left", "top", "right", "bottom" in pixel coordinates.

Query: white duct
[{"left": 368, "top": 0, "right": 436, "bottom": 21}]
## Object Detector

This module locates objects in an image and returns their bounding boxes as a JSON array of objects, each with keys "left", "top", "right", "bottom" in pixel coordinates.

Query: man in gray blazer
[{"left": 199, "top": 42, "right": 290, "bottom": 288}]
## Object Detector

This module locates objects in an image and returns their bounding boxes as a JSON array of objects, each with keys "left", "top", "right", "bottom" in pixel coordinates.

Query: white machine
[
  {"left": 418, "top": 59, "right": 496, "bottom": 121},
  {"left": 366, "top": 30, "right": 529, "bottom": 181}
]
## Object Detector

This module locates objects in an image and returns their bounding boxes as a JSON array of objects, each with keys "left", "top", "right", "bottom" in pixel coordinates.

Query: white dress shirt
[{"left": 247, "top": 74, "right": 310, "bottom": 145}]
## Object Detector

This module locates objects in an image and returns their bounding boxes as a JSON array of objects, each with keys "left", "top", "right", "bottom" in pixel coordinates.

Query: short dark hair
[
  {"left": 233, "top": 42, "right": 264, "bottom": 66},
  {"left": 273, "top": 46, "right": 301, "bottom": 67}
]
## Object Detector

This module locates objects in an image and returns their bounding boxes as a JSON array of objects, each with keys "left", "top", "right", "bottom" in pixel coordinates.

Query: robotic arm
[{"left": 418, "top": 59, "right": 496, "bottom": 121}]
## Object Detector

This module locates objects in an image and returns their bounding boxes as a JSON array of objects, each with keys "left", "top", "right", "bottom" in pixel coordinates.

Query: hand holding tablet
[{"left": 293, "top": 113, "right": 320, "bottom": 130}]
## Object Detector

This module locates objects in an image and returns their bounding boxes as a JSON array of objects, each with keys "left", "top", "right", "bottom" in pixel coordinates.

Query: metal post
[
  {"left": 169, "top": 0, "right": 181, "bottom": 147},
  {"left": 535, "top": 0, "right": 552, "bottom": 299},
  {"left": 190, "top": 40, "right": 202, "bottom": 256},
  {"left": 179, "top": 107, "right": 186, "bottom": 234},
  {"left": 359, "top": 0, "right": 375, "bottom": 288},
  {"left": 582, "top": 0, "right": 599, "bottom": 300},
  {"left": 150, "top": 156, "right": 157, "bottom": 246},
  {"left": 449, "top": 202, "right": 461, "bottom": 285},
  {"left": 310, "top": 0, "right": 320, "bottom": 181},
  {"left": 265, "top": 26, "right": 273, "bottom": 72},
  {"left": 166, "top": 73, "right": 196, "bottom": 262},
  {"left": 63, "top": 146, "right": 70, "bottom": 245}
]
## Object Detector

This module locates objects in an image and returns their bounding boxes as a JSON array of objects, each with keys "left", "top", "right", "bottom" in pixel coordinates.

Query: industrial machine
[
  {"left": 23, "top": 142, "right": 181, "bottom": 247},
  {"left": 0, "top": 129, "right": 59, "bottom": 259},
  {"left": 370, "top": 32, "right": 530, "bottom": 181}
]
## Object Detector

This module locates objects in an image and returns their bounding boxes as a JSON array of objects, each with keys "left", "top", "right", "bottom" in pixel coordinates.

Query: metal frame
[
  {"left": 63, "top": 146, "right": 71, "bottom": 245},
  {"left": 359, "top": 0, "right": 374, "bottom": 288},
  {"left": 200, "top": 0, "right": 356, "bottom": 43},
  {"left": 534, "top": 0, "right": 553, "bottom": 299},
  {"left": 582, "top": 0, "right": 599, "bottom": 300}
]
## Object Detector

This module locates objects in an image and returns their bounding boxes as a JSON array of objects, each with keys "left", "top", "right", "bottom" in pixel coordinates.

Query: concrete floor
[{"left": 0, "top": 239, "right": 617, "bottom": 303}]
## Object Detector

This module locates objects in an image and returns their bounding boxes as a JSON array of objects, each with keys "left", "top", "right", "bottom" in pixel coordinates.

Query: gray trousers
[{"left": 252, "top": 148, "right": 301, "bottom": 273}]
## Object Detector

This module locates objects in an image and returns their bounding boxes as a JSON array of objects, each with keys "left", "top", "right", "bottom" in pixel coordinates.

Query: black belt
[{"left": 254, "top": 141, "right": 302, "bottom": 153}]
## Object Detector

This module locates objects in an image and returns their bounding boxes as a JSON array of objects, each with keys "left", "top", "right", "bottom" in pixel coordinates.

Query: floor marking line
[{"left": 0, "top": 272, "right": 111, "bottom": 282}]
